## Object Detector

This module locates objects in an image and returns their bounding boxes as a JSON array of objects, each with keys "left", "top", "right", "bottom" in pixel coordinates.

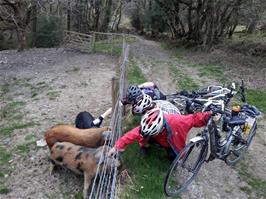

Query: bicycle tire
[
  {"left": 164, "top": 139, "right": 207, "bottom": 197},
  {"left": 225, "top": 123, "right": 257, "bottom": 166}
]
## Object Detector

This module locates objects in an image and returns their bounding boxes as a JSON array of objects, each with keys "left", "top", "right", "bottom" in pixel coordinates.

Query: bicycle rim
[
  {"left": 225, "top": 125, "right": 257, "bottom": 166},
  {"left": 164, "top": 140, "right": 206, "bottom": 197},
  {"left": 225, "top": 144, "right": 247, "bottom": 165}
]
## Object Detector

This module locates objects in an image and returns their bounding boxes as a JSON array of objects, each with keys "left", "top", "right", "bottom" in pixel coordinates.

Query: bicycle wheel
[
  {"left": 164, "top": 139, "right": 207, "bottom": 197},
  {"left": 225, "top": 123, "right": 257, "bottom": 166}
]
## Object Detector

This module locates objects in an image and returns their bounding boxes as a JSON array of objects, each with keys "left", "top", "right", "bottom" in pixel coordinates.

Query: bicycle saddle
[{"left": 228, "top": 116, "right": 246, "bottom": 126}]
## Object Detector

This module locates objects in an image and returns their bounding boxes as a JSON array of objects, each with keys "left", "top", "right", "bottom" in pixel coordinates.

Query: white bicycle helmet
[
  {"left": 140, "top": 107, "right": 164, "bottom": 137},
  {"left": 132, "top": 94, "right": 154, "bottom": 114}
]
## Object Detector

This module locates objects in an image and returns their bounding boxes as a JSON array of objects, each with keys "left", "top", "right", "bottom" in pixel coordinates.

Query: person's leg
[{"left": 75, "top": 111, "right": 94, "bottom": 129}]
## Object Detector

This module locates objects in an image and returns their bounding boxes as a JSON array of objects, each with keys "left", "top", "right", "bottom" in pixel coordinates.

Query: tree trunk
[
  {"left": 31, "top": 0, "right": 37, "bottom": 47},
  {"left": 100, "top": 0, "right": 112, "bottom": 32},
  {"left": 67, "top": 0, "right": 71, "bottom": 31},
  {"left": 247, "top": 19, "right": 257, "bottom": 34},
  {"left": 115, "top": 2, "right": 122, "bottom": 31}
]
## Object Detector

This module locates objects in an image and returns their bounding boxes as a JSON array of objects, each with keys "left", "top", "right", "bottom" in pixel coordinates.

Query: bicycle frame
[{"left": 191, "top": 115, "right": 231, "bottom": 162}]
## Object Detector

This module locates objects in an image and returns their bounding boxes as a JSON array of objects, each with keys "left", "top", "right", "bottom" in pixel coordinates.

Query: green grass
[
  {"left": 47, "top": 91, "right": 60, "bottom": 100},
  {"left": 14, "top": 141, "right": 36, "bottom": 154},
  {"left": 94, "top": 42, "right": 122, "bottom": 56},
  {"left": 0, "top": 185, "right": 10, "bottom": 194},
  {"left": 231, "top": 31, "right": 266, "bottom": 45},
  {"left": 195, "top": 64, "right": 227, "bottom": 82},
  {"left": 127, "top": 61, "right": 146, "bottom": 85},
  {"left": 177, "top": 74, "right": 199, "bottom": 91},
  {"left": 246, "top": 89, "right": 266, "bottom": 113},
  {"left": 168, "top": 62, "right": 199, "bottom": 91},
  {"left": 1, "top": 79, "right": 50, "bottom": 100},
  {"left": 0, "top": 147, "right": 11, "bottom": 194},
  {"left": 24, "top": 134, "right": 35, "bottom": 141},
  {"left": 0, "top": 122, "right": 36, "bottom": 137},
  {"left": 0, "top": 101, "right": 26, "bottom": 120},
  {"left": 120, "top": 144, "right": 169, "bottom": 199},
  {"left": 238, "top": 160, "right": 266, "bottom": 198},
  {"left": 74, "top": 191, "right": 83, "bottom": 199},
  {"left": 93, "top": 36, "right": 136, "bottom": 56},
  {"left": 31, "top": 81, "right": 49, "bottom": 99},
  {"left": 0, "top": 84, "right": 9, "bottom": 97},
  {"left": 0, "top": 147, "right": 11, "bottom": 166},
  {"left": 119, "top": 59, "right": 171, "bottom": 199},
  {"left": 123, "top": 59, "right": 146, "bottom": 130}
]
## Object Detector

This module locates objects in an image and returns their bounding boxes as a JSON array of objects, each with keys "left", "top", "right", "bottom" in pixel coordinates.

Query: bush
[
  {"left": 35, "top": 16, "right": 63, "bottom": 48},
  {"left": 0, "top": 31, "right": 17, "bottom": 50}
]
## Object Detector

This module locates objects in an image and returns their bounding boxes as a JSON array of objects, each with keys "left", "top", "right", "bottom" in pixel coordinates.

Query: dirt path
[
  {"left": 0, "top": 48, "right": 117, "bottom": 199},
  {"left": 130, "top": 38, "right": 266, "bottom": 199}
]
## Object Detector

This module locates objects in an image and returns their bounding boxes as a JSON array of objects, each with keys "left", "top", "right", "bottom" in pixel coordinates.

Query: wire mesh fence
[{"left": 88, "top": 43, "right": 129, "bottom": 199}]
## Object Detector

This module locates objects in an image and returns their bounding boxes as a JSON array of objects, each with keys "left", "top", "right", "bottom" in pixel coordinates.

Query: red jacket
[{"left": 115, "top": 112, "right": 211, "bottom": 152}]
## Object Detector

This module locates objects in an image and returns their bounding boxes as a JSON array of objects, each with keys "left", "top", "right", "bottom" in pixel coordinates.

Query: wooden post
[{"left": 112, "top": 77, "right": 119, "bottom": 111}]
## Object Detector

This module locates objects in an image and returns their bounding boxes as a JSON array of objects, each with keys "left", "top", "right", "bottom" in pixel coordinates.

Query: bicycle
[
  {"left": 163, "top": 100, "right": 261, "bottom": 197},
  {"left": 166, "top": 82, "right": 237, "bottom": 114}
]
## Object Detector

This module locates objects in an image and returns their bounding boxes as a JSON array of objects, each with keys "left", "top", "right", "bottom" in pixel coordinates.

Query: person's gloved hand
[{"left": 210, "top": 110, "right": 222, "bottom": 121}]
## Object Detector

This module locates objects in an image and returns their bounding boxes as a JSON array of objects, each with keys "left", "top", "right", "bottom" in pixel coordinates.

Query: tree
[
  {"left": 139, "top": 0, "right": 244, "bottom": 47},
  {"left": 0, "top": 0, "right": 35, "bottom": 51}
]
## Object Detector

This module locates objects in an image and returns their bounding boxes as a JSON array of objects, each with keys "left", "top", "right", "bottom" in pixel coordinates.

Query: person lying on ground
[
  {"left": 132, "top": 94, "right": 180, "bottom": 115},
  {"left": 108, "top": 107, "right": 212, "bottom": 161},
  {"left": 75, "top": 107, "right": 112, "bottom": 129},
  {"left": 121, "top": 82, "right": 166, "bottom": 105}
]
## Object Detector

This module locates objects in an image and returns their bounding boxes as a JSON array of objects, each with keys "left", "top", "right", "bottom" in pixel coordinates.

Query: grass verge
[
  {"left": 119, "top": 59, "right": 171, "bottom": 199},
  {"left": 246, "top": 89, "right": 266, "bottom": 113}
]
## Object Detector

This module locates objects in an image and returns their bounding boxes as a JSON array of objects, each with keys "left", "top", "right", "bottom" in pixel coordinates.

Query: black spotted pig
[{"left": 49, "top": 142, "right": 120, "bottom": 199}]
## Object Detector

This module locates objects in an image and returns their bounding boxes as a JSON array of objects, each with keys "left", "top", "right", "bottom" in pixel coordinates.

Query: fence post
[
  {"left": 112, "top": 77, "right": 119, "bottom": 111},
  {"left": 91, "top": 32, "right": 96, "bottom": 52}
]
